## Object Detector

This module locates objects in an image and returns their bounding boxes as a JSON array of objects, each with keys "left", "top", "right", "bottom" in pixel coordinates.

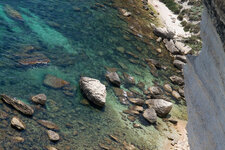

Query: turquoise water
[{"left": 0, "top": 0, "right": 187, "bottom": 149}]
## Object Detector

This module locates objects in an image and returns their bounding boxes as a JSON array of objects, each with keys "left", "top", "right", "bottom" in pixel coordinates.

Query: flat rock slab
[
  {"left": 38, "top": 120, "right": 59, "bottom": 130},
  {"left": 80, "top": 77, "right": 106, "bottom": 107},
  {"left": 44, "top": 74, "right": 70, "bottom": 89},
  {"left": 1, "top": 94, "right": 34, "bottom": 116},
  {"left": 31, "top": 94, "right": 47, "bottom": 105},
  {"left": 47, "top": 130, "right": 60, "bottom": 142}
]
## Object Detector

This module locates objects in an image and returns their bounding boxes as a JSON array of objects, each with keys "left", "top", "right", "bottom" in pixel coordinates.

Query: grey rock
[
  {"left": 175, "top": 55, "right": 187, "bottom": 63},
  {"left": 164, "top": 39, "right": 180, "bottom": 54},
  {"left": 153, "top": 27, "right": 175, "bottom": 39},
  {"left": 169, "top": 75, "right": 184, "bottom": 85},
  {"left": 11, "top": 117, "right": 26, "bottom": 130},
  {"left": 143, "top": 108, "right": 157, "bottom": 123},
  {"left": 173, "top": 59, "right": 185, "bottom": 70},
  {"left": 106, "top": 72, "right": 121, "bottom": 87},
  {"left": 178, "top": 88, "right": 185, "bottom": 97},
  {"left": 146, "top": 99, "right": 173, "bottom": 117},
  {"left": 31, "top": 94, "right": 47, "bottom": 105},
  {"left": 175, "top": 41, "right": 192, "bottom": 55},
  {"left": 80, "top": 77, "right": 106, "bottom": 107},
  {"left": 148, "top": 86, "right": 163, "bottom": 96},
  {"left": 1, "top": 94, "right": 34, "bottom": 116},
  {"left": 47, "top": 130, "right": 60, "bottom": 141}
]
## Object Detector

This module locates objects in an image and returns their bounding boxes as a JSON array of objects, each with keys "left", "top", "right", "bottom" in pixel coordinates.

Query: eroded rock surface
[
  {"left": 1, "top": 94, "right": 34, "bottom": 115},
  {"left": 185, "top": 1, "right": 225, "bottom": 149},
  {"left": 80, "top": 77, "right": 106, "bottom": 107}
]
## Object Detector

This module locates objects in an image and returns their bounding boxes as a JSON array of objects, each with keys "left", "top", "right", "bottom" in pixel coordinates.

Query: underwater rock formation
[{"left": 184, "top": 0, "right": 225, "bottom": 149}]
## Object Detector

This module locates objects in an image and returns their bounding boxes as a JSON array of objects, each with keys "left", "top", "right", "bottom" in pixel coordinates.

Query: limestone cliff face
[{"left": 184, "top": 0, "right": 225, "bottom": 150}]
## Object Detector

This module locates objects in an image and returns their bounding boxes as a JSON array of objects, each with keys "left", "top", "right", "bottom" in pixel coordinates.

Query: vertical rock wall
[{"left": 184, "top": 0, "right": 225, "bottom": 150}]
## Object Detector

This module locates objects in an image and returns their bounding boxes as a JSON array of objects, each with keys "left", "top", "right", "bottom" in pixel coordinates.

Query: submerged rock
[
  {"left": 4, "top": 4, "right": 23, "bottom": 21},
  {"left": 12, "top": 136, "right": 24, "bottom": 143},
  {"left": 47, "top": 130, "right": 60, "bottom": 142},
  {"left": 146, "top": 99, "right": 173, "bottom": 117},
  {"left": 128, "top": 98, "right": 145, "bottom": 106},
  {"left": 31, "top": 94, "right": 47, "bottom": 105},
  {"left": 37, "top": 120, "right": 59, "bottom": 130},
  {"left": 105, "top": 72, "right": 121, "bottom": 87},
  {"left": 44, "top": 74, "right": 70, "bottom": 89},
  {"left": 1, "top": 94, "right": 34, "bottom": 116},
  {"left": 80, "top": 77, "right": 107, "bottom": 107},
  {"left": 46, "top": 146, "right": 58, "bottom": 150},
  {"left": 11, "top": 117, "right": 26, "bottom": 130},
  {"left": 18, "top": 53, "right": 50, "bottom": 66},
  {"left": 143, "top": 108, "right": 157, "bottom": 124},
  {"left": 163, "top": 84, "right": 173, "bottom": 93},
  {"left": 120, "top": 9, "right": 131, "bottom": 17},
  {"left": 123, "top": 73, "right": 136, "bottom": 85}
]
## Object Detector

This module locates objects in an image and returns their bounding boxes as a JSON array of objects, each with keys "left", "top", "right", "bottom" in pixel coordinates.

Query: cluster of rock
[
  {"left": 0, "top": 94, "right": 59, "bottom": 149},
  {"left": 152, "top": 23, "right": 191, "bottom": 71}
]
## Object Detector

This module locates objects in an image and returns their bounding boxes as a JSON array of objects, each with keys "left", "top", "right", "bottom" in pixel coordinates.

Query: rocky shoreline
[{"left": 0, "top": 0, "right": 201, "bottom": 149}]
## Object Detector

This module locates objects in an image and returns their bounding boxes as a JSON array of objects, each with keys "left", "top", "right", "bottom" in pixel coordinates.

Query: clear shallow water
[{"left": 0, "top": 0, "right": 187, "bottom": 149}]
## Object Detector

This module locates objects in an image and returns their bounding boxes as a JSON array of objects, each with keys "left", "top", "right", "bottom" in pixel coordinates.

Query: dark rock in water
[
  {"left": 128, "top": 98, "right": 145, "bottom": 106},
  {"left": 146, "top": 99, "right": 173, "bottom": 117},
  {"left": 113, "top": 88, "right": 127, "bottom": 97},
  {"left": 178, "top": 88, "right": 185, "bottom": 97},
  {"left": 31, "top": 94, "right": 47, "bottom": 105},
  {"left": 80, "top": 77, "right": 106, "bottom": 107},
  {"left": 44, "top": 74, "right": 70, "bottom": 89},
  {"left": 17, "top": 52, "right": 50, "bottom": 66},
  {"left": 4, "top": 4, "right": 23, "bottom": 21},
  {"left": 146, "top": 58, "right": 162, "bottom": 69},
  {"left": 137, "top": 82, "right": 145, "bottom": 90},
  {"left": 106, "top": 72, "right": 121, "bottom": 87},
  {"left": 169, "top": 75, "right": 184, "bottom": 85},
  {"left": 47, "top": 130, "right": 60, "bottom": 142},
  {"left": 37, "top": 120, "right": 59, "bottom": 130},
  {"left": 173, "top": 60, "right": 185, "bottom": 70},
  {"left": 0, "top": 110, "right": 8, "bottom": 119},
  {"left": 11, "top": 116, "right": 26, "bottom": 130},
  {"left": 143, "top": 108, "right": 157, "bottom": 124},
  {"left": 123, "top": 73, "right": 136, "bottom": 85},
  {"left": 73, "top": 6, "right": 81, "bottom": 12},
  {"left": 1, "top": 94, "right": 34, "bottom": 116}
]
